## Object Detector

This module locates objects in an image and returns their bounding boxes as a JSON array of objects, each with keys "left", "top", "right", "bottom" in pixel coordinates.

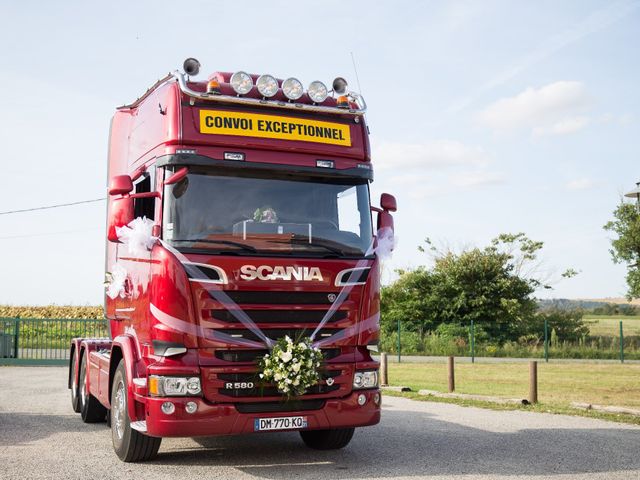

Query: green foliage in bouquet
[{"left": 258, "top": 336, "right": 323, "bottom": 397}]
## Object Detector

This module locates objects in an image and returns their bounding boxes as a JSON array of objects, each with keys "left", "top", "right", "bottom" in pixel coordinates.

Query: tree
[
  {"left": 381, "top": 233, "right": 575, "bottom": 343},
  {"left": 604, "top": 202, "right": 640, "bottom": 299},
  {"left": 380, "top": 267, "right": 439, "bottom": 339}
]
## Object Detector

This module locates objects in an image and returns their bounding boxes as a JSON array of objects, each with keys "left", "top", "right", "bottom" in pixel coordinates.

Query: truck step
[{"left": 130, "top": 421, "right": 147, "bottom": 433}]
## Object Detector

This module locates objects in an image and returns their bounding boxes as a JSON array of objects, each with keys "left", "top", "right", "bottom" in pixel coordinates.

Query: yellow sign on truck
[{"left": 199, "top": 109, "right": 352, "bottom": 146}]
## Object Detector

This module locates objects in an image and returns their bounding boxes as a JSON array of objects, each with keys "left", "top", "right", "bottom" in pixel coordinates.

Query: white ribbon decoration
[
  {"left": 105, "top": 262, "right": 128, "bottom": 299},
  {"left": 116, "top": 217, "right": 158, "bottom": 257}
]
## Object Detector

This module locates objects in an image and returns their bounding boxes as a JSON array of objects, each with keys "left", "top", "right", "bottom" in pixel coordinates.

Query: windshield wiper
[{"left": 171, "top": 239, "right": 258, "bottom": 253}]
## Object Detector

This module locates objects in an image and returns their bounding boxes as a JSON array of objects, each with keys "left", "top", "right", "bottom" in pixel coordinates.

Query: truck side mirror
[
  {"left": 377, "top": 210, "right": 394, "bottom": 233},
  {"left": 380, "top": 193, "right": 397, "bottom": 212},
  {"left": 376, "top": 192, "right": 396, "bottom": 234},
  {"left": 107, "top": 175, "right": 134, "bottom": 242},
  {"left": 109, "top": 175, "right": 133, "bottom": 196}
]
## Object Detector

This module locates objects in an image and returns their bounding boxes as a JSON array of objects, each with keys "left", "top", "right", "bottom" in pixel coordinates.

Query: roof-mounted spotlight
[
  {"left": 256, "top": 74, "right": 279, "bottom": 98},
  {"left": 230, "top": 71, "right": 254, "bottom": 95},
  {"left": 308, "top": 81, "right": 328, "bottom": 103},
  {"left": 332, "top": 77, "right": 348, "bottom": 95},
  {"left": 183, "top": 58, "right": 201, "bottom": 77},
  {"left": 282, "top": 77, "right": 304, "bottom": 101}
]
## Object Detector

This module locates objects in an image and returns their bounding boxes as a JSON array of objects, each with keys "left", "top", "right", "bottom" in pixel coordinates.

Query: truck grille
[
  {"left": 215, "top": 328, "right": 339, "bottom": 343},
  {"left": 219, "top": 291, "right": 337, "bottom": 305},
  {"left": 217, "top": 370, "right": 343, "bottom": 398},
  {"left": 214, "top": 348, "right": 341, "bottom": 363},
  {"left": 217, "top": 370, "right": 341, "bottom": 383},
  {"left": 219, "top": 384, "right": 340, "bottom": 398},
  {"left": 210, "top": 309, "right": 347, "bottom": 324},
  {"left": 235, "top": 400, "right": 325, "bottom": 413}
]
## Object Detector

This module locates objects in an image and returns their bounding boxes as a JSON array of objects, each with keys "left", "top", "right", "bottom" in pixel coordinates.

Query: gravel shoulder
[{"left": 1, "top": 366, "right": 639, "bottom": 480}]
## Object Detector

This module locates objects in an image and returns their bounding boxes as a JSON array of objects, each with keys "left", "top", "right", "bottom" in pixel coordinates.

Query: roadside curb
[
  {"left": 571, "top": 402, "right": 640, "bottom": 417},
  {"left": 417, "top": 389, "right": 528, "bottom": 405},
  {"left": 381, "top": 385, "right": 412, "bottom": 392}
]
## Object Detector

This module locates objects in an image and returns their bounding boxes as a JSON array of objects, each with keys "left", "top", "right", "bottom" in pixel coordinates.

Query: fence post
[
  {"left": 620, "top": 321, "right": 624, "bottom": 364},
  {"left": 544, "top": 318, "right": 549, "bottom": 363},
  {"left": 447, "top": 356, "right": 455, "bottom": 392},
  {"left": 13, "top": 319, "right": 19, "bottom": 359},
  {"left": 380, "top": 352, "right": 388, "bottom": 386},
  {"left": 470, "top": 320, "right": 475, "bottom": 363},
  {"left": 397, "top": 318, "right": 401, "bottom": 363},
  {"left": 529, "top": 361, "right": 538, "bottom": 404}
]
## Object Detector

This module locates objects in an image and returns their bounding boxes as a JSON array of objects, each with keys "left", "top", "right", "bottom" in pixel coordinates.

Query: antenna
[{"left": 350, "top": 51, "right": 363, "bottom": 94}]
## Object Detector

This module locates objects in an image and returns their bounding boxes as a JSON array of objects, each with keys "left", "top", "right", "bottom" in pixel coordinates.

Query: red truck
[{"left": 68, "top": 58, "right": 397, "bottom": 462}]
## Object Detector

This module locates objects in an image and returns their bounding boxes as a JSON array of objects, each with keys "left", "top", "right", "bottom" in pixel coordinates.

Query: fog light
[
  {"left": 161, "top": 401, "right": 175, "bottom": 415},
  {"left": 185, "top": 401, "right": 198, "bottom": 414},
  {"left": 357, "top": 393, "right": 367, "bottom": 406},
  {"left": 374, "top": 392, "right": 381, "bottom": 405}
]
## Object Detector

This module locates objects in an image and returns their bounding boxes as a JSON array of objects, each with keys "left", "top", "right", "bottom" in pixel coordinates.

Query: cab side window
[{"left": 133, "top": 168, "right": 155, "bottom": 220}]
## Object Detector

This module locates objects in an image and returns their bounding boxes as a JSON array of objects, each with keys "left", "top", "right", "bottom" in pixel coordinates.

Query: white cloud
[
  {"left": 566, "top": 178, "right": 596, "bottom": 191},
  {"left": 532, "top": 115, "right": 590, "bottom": 137},
  {"left": 600, "top": 112, "right": 634, "bottom": 126},
  {"left": 371, "top": 140, "right": 505, "bottom": 200},
  {"left": 446, "top": 1, "right": 640, "bottom": 113},
  {"left": 479, "top": 81, "right": 591, "bottom": 133},
  {"left": 451, "top": 171, "right": 506, "bottom": 188},
  {"left": 373, "top": 140, "right": 490, "bottom": 170}
]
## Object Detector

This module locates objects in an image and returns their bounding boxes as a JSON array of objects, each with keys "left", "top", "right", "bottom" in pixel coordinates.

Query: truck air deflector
[{"left": 155, "top": 154, "right": 374, "bottom": 181}]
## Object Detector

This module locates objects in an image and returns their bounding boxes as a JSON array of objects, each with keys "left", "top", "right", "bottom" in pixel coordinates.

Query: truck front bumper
[{"left": 143, "top": 389, "right": 381, "bottom": 438}]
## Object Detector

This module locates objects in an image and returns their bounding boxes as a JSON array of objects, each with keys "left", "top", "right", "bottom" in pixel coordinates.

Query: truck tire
[
  {"left": 111, "top": 360, "right": 161, "bottom": 462},
  {"left": 70, "top": 349, "right": 81, "bottom": 413},
  {"left": 79, "top": 352, "right": 107, "bottom": 423},
  {"left": 300, "top": 427, "right": 355, "bottom": 450}
]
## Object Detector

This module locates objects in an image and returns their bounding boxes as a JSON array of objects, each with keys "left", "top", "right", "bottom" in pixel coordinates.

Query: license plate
[{"left": 254, "top": 416, "right": 308, "bottom": 431}]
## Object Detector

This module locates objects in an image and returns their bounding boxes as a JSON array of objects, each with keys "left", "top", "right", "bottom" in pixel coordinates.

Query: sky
[{"left": 0, "top": 0, "right": 639, "bottom": 305}]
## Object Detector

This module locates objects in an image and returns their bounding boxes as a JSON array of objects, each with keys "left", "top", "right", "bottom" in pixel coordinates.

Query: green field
[
  {"left": 388, "top": 362, "right": 640, "bottom": 409},
  {"left": 584, "top": 315, "right": 640, "bottom": 336}
]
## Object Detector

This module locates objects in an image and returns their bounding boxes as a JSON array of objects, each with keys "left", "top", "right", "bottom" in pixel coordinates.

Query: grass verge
[
  {"left": 383, "top": 390, "right": 640, "bottom": 426},
  {"left": 385, "top": 362, "right": 640, "bottom": 425}
]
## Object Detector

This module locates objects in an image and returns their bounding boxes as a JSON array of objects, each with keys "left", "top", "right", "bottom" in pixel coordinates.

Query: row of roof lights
[
  {"left": 227, "top": 71, "right": 337, "bottom": 103},
  {"left": 183, "top": 59, "right": 350, "bottom": 106}
]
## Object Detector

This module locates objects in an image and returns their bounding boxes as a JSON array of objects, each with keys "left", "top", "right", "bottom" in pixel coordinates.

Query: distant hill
[
  {"left": 579, "top": 297, "right": 640, "bottom": 306},
  {"left": 537, "top": 298, "right": 639, "bottom": 311}
]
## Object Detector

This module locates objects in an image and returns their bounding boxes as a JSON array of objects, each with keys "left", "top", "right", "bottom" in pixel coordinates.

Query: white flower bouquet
[{"left": 258, "top": 336, "right": 323, "bottom": 397}]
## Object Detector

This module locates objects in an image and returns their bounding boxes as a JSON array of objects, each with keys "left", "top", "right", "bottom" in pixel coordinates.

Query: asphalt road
[{"left": 1, "top": 367, "right": 639, "bottom": 480}]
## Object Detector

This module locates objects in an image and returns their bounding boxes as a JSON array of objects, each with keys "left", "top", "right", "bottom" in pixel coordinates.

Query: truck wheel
[
  {"left": 70, "top": 349, "right": 81, "bottom": 413},
  {"left": 300, "top": 428, "right": 355, "bottom": 450},
  {"left": 111, "top": 360, "right": 161, "bottom": 462},
  {"left": 79, "top": 352, "right": 107, "bottom": 423}
]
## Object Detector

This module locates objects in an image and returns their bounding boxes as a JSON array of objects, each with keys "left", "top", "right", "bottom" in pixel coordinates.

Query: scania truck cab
[{"left": 68, "top": 58, "right": 397, "bottom": 462}]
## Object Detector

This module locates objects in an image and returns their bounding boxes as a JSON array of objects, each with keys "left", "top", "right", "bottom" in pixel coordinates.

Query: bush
[
  {"left": 524, "top": 308, "right": 589, "bottom": 342},
  {"left": 380, "top": 330, "right": 424, "bottom": 354}
]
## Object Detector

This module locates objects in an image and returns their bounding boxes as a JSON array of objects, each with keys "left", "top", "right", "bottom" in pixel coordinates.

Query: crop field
[
  {"left": 584, "top": 315, "right": 640, "bottom": 336},
  {"left": 388, "top": 362, "right": 640, "bottom": 409}
]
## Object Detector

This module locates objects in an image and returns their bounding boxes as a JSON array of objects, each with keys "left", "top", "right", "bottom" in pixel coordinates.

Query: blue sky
[{"left": 0, "top": 0, "right": 639, "bottom": 305}]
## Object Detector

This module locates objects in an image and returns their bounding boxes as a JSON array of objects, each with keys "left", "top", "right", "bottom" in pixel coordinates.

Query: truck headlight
[
  {"left": 148, "top": 376, "right": 201, "bottom": 396},
  {"left": 353, "top": 370, "right": 378, "bottom": 389}
]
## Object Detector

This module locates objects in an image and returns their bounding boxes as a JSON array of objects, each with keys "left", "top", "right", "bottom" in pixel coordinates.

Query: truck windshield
[{"left": 163, "top": 168, "right": 373, "bottom": 257}]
